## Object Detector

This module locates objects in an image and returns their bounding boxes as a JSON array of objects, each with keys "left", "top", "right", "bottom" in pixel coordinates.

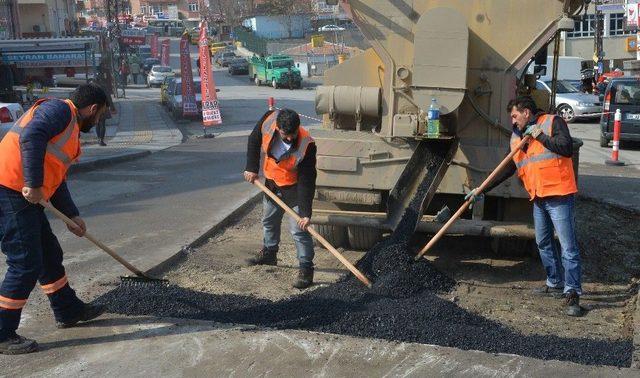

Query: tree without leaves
[{"left": 261, "top": 0, "right": 314, "bottom": 16}]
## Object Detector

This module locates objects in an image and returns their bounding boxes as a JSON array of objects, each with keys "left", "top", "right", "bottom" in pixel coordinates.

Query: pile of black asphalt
[{"left": 97, "top": 149, "right": 632, "bottom": 367}]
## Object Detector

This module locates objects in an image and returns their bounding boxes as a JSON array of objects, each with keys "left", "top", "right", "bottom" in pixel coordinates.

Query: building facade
[
  {"left": 129, "top": 0, "right": 201, "bottom": 19},
  {"left": 561, "top": 0, "right": 637, "bottom": 69},
  {"left": 18, "top": 0, "right": 78, "bottom": 37},
  {"left": 0, "top": 0, "right": 20, "bottom": 39}
]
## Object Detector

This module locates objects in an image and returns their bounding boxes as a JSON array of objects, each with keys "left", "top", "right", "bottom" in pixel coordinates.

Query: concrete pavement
[{"left": 2, "top": 316, "right": 636, "bottom": 377}]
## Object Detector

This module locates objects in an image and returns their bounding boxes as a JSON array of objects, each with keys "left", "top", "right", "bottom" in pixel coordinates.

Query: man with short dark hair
[
  {"left": 466, "top": 95, "right": 583, "bottom": 317},
  {"left": 0, "top": 83, "right": 108, "bottom": 354},
  {"left": 244, "top": 108, "right": 317, "bottom": 289}
]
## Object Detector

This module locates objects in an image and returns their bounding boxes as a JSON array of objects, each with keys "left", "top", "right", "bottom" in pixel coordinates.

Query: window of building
[
  {"left": 609, "top": 12, "right": 633, "bottom": 36},
  {"left": 188, "top": 3, "right": 199, "bottom": 12},
  {"left": 151, "top": 4, "right": 162, "bottom": 14},
  {"left": 567, "top": 14, "right": 596, "bottom": 38},
  {"left": 140, "top": 5, "right": 148, "bottom": 14}
]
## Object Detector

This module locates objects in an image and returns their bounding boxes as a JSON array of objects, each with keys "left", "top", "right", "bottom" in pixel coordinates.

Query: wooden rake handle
[
  {"left": 253, "top": 180, "right": 372, "bottom": 288},
  {"left": 40, "top": 200, "right": 146, "bottom": 277},
  {"left": 414, "top": 135, "right": 532, "bottom": 260}
]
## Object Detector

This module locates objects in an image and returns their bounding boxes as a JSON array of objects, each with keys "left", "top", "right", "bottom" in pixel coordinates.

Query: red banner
[
  {"left": 198, "top": 21, "right": 222, "bottom": 126},
  {"left": 150, "top": 34, "right": 159, "bottom": 58},
  {"left": 180, "top": 34, "right": 198, "bottom": 117},
  {"left": 160, "top": 39, "right": 170, "bottom": 67}
]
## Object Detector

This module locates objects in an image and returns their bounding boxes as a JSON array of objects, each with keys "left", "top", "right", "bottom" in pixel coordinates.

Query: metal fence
[{"left": 233, "top": 27, "right": 267, "bottom": 56}]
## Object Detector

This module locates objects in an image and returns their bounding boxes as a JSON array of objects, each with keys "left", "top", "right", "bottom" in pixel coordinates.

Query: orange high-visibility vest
[
  {"left": 0, "top": 99, "right": 80, "bottom": 200},
  {"left": 261, "top": 111, "right": 314, "bottom": 187},
  {"left": 510, "top": 114, "right": 577, "bottom": 200}
]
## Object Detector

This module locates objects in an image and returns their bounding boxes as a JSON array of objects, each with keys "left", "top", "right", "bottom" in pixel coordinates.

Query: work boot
[
  {"left": 56, "top": 303, "right": 106, "bottom": 329},
  {"left": 565, "top": 290, "right": 584, "bottom": 317},
  {"left": 532, "top": 285, "right": 564, "bottom": 298},
  {"left": 245, "top": 247, "right": 278, "bottom": 266},
  {"left": 0, "top": 334, "right": 38, "bottom": 355},
  {"left": 292, "top": 267, "right": 314, "bottom": 289}
]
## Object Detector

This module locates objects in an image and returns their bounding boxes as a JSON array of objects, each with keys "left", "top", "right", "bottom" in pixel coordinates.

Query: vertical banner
[
  {"left": 627, "top": 3, "right": 639, "bottom": 29},
  {"left": 150, "top": 34, "right": 159, "bottom": 58},
  {"left": 198, "top": 21, "right": 222, "bottom": 126},
  {"left": 180, "top": 34, "right": 198, "bottom": 117},
  {"left": 161, "top": 39, "right": 170, "bottom": 66}
]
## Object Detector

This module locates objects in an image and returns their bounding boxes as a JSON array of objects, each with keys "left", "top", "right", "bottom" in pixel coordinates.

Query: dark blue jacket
[{"left": 18, "top": 99, "right": 79, "bottom": 217}]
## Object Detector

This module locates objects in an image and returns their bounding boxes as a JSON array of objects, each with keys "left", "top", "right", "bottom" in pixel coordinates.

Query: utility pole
[{"left": 594, "top": 0, "right": 604, "bottom": 80}]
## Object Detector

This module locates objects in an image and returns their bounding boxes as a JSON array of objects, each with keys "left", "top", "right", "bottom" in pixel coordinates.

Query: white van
[{"left": 528, "top": 56, "right": 584, "bottom": 82}]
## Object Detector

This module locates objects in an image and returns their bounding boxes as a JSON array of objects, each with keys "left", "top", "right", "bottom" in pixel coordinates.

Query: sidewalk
[{"left": 75, "top": 92, "right": 182, "bottom": 173}]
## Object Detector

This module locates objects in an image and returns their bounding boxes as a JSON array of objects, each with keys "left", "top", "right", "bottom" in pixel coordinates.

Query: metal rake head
[{"left": 119, "top": 275, "right": 170, "bottom": 287}]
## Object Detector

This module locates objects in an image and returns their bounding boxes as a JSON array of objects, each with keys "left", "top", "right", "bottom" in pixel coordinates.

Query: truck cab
[{"left": 249, "top": 55, "right": 302, "bottom": 89}]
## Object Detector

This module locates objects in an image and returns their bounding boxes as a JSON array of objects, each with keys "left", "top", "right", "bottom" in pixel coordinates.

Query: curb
[
  {"left": 69, "top": 150, "right": 152, "bottom": 174},
  {"left": 147, "top": 191, "right": 261, "bottom": 277}
]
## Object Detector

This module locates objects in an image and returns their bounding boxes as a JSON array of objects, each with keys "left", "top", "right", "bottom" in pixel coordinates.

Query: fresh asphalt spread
[{"left": 97, "top": 150, "right": 633, "bottom": 367}]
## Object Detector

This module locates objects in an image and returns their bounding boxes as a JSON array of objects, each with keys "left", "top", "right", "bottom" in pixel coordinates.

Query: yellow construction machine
[{"left": 311, "top": 0, "right": 586, "bottom": 252}]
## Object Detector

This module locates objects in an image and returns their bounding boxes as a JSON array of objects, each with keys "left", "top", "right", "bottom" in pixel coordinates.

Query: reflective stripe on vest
[
  {"left": 514, "top": 151, "right": 559, "bottom": 169},
  {"left": 9, "top": 118, "right": 77, "bottom": 167},
  {"left": 261, "top": 111, "right": 277, "bottom": 137}
]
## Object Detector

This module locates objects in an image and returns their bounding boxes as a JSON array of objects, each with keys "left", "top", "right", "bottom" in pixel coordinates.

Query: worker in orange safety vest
[
  {"left": 466, "top": 95, "right": 583, "bottom": 317},
  {"left": 243, "top": 108, "right": 317, "bottom": 289},
  {"left": 0, "top": 83, "right": 108, "bottom": 354}
]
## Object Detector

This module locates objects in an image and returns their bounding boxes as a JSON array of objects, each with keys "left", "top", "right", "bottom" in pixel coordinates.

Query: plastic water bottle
[{"left": 427, "top": 98, "right": 440, "bottom": 138}]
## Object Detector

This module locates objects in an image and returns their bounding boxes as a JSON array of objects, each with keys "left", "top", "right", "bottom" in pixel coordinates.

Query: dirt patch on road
[
  {"left": 164, "top": 205, "right": 366, "bottom": 302},
  {"left": 426, "top": 198, "right": 640, "bottom": 342},
  {"left": 165, "top": 197, "right": 639, "bottom": 344},
  {"left": 99, "top": 197, "right": 637, "bottom": 367}
]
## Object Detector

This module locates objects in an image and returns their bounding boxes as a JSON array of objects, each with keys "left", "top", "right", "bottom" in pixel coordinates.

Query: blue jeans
[
  {"left": 262, "top": 195, "right": 314, "bottom": 269},
  {"left": 533, "top": 194, "right": 582, "bottom": 295},
  {"left": 0, "top": 186, "right": 83, "bottom": 340}
]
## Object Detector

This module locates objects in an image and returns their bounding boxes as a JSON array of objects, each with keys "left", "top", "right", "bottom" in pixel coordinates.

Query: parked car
[
  {"left": 228, "top": 58, "right": 249, "bottom": 75},
  {"left": 161, "top": 76, "right": 176, "bottom": 107},
  {"left": 217, "top": 52, "right": 237, "bottom": 67},
  {"left": 147, "top": 65, "right": 175, "bottom": 87},
  {"left": 53, "top": 73, "right": 95, "bottom": 87},
  {"left": 142, "top": 57, "right": 161, "bottom": 76},
  {"left": 318, "top": 24, "right": 345, "bottom": 32},
  {"left": 249, "top": 54, "right": 302, "bottom": 89},
  {"left": 167, "top": 77, "right": 203, "bottom": 120},
  {"left": 0, "top": 102, "right": 25, "bottom": 140},
  {"left": 600, "top": 77, "right": 640, "bottom": 147},
  {"left": 536, "top": 80, "right": 600, "bottom": 123}
]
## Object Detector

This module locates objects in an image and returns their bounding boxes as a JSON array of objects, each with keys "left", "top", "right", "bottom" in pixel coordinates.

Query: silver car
[
  {"left": 536, "top": 80, "right": 601, "bottom": 123},
  {"left": 0, "top": 102, "right": 25, "bottom": 140},
  {"left": 147, "top": 65, "right": 175, "bottom": 88}
]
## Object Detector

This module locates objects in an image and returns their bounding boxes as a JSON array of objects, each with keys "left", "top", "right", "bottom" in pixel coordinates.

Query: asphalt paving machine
[{"left": 311, "top": 0, "right": 586, "bottom": 252}]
